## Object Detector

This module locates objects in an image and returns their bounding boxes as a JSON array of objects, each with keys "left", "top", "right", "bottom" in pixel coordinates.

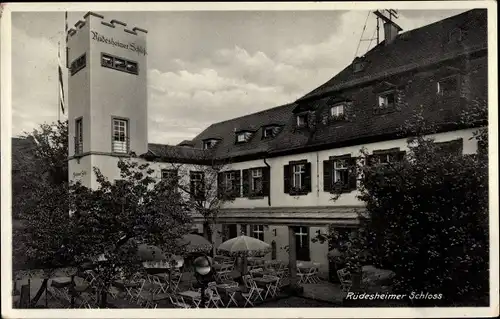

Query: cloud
[
  {"left": 12, "top": 10, "right": 468, "bottom": 145},
  {"left": 11, "top": 25, "right": 65, "bottom": 137}
]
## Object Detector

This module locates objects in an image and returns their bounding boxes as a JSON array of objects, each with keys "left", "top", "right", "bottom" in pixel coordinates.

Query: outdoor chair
[
  {"left": 215, "top": 264, "right": 233, "bottom": 282},
  {"left": 169, "top": 294, "right": 192, "bottom": 309},
  {"left": 241, "top": 275, "right": 256, "bottom": 307},
  {"left": 262, "top": 274, "right": 280, "bottom": 298},
  {"left": 207, "top": 281, "right": 225, "bottom": 307},
  {"left": 47, "top": 279, "right": 72, "bottom": 308},
  {"left": 311, "top": 263, "right": 321, "bottom": 283},
  {"left": 205, "top": 288, "right": 224, "bottom": 308},
  {"left": 337, "top": 268, "right": 352, "bottom": 293},
  {"left": 247, "top": 276, "right": 265, "bottom": 302},
  {"left": 170, "top": 269, "right": 183, "bottom": 292},
  {"left": 298, "top": 267, "right": 316, "bottom": 284}
]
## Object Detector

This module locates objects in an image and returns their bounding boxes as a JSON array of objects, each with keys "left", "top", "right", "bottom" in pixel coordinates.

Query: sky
[{"left": 11, "top": 7, "right": 468, "bottom": 145}]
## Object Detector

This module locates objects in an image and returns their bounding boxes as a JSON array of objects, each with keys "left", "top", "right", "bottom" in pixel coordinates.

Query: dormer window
[
  {"left": 203, "top": 139, "right": 219, "bottom": 150},
  {"left": 235, "top": 131, "right": 253, "bottom": 144},
  {"left": 377, "top": 91, "right": 395, "bottom": 109},
  {"left": 296, "top": 114, "right": 308, "bottom": 128},
  {"left": 330, "top": 104, "right": 345, "bottom": 118},
  {"left": 263, "top": 127, "right": 274, "bottom": 138}
]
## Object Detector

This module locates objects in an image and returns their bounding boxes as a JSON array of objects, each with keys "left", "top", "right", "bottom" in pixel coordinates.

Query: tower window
[
  {"left": 101, "top": 53, "right": 139, "bottom": 75},
  {"left": 70, "top": 53, "right": 86, "bottom": 76},
  {"left": 112, "top": 118, "right": 129, "bottom": 154},
  {"left": 75, "top": 118, "right": 83, "bottom": 155}
]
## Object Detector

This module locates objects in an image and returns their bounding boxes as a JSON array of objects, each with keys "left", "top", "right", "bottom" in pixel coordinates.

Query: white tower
[{"left": 67, "top": 12, "right": 148, "bottom": 188}]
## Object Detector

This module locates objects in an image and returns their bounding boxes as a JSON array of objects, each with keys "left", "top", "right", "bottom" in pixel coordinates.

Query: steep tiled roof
[
  {"left": 149, "top": 9, "right": 487, "bottom": 162},
  {"left": 299, "top": 9, "right": 487, "bottom": 102}
]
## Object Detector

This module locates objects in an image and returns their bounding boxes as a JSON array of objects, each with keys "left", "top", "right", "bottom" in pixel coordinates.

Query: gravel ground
[{"left": 257, "top": 296, "right": 335, "bottom": 308}]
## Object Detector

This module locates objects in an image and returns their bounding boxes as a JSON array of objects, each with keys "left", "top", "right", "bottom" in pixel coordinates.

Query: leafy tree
[
  {"left": 159, "top": 150, "right": 235, "bottom": 256},
  {"left": 67, "top": 159, "right": 193, "bottom": 307},
  {"left": 317, "top": 101, "right": 488, "bottom": 306},
  {"left": 12, "top": 120, "right": 68, "bottom": 221}
]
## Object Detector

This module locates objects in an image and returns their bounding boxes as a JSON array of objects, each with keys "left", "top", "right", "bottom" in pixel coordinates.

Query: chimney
[
  {"left": 373, "top": 10, "right": 403, "bottom": 46},
  {"left": 383, "top": 21, "right": 401, "bottom": 45}
]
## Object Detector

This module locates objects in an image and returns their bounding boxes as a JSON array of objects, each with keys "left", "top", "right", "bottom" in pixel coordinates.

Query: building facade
[{"left": 66, "top": 10, "right": 488, "bottom": 279}]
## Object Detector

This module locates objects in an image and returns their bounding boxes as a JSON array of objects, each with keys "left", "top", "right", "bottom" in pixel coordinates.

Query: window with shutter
[
  {"left": 368, "top": 148, "right": 405, "bottom": 166},
  {"left": 330, "top": 155, "right": 356, "bottom": 193},
  {"left": 250, "top": 225, "right": 265, "bottom": 241},
  {"left": 286, "top": 161, "right": 311, "bottom": 195}
]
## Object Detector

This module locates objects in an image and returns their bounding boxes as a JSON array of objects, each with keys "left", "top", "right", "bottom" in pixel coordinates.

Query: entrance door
[
  {"left": 295, "top": 226, "right": 310, "bottom": 261},
  {"left": 228, "top": 224, "right": 238, "bottom": 239}
]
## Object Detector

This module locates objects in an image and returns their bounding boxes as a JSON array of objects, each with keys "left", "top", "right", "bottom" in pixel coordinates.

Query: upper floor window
[
  {"left": 70, "top": 53, "right": 86, "bottom": 76},
  {"left": 75, "top": 118, "right": 83, "bottom": 155},
  {"left": 161, "top": 169, "right": 178, "bottom": 186},
  {"left": 190, "top": 171, "right": 205, "bottom": 201},
  {"left": 437, "top": 76, "right": 459, "bottom": 96},
  {"left": 101, "top": 53, "right": 139, "bottom": 75},
  {"left": 323, "top": 155, "right": 357, "bottom": 193},
  {"left": 377, "top": 91, "right": 395, "bottom": 109},
  {"left": 367, "top": 148, "right": 405, "bottom": 166},
  {"left": 284, "top": 161, "right": 311, "bottom": 195},
  {"left": 112, "top": 118, "right": 129, "bottom": 154},
  {"left": 242, "top": 167, "right": 270, "bottom": 197},
  {"left": 296, "top": 114, "right": 308, "bottom": 128},
  {"left": 250, "top": 225, "right": 265, "bottom": 241},
  {"left": 218, "top": 170, "right": 241, "bottom": 198}
]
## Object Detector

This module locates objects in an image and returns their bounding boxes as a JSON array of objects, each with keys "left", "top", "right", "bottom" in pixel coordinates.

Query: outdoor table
[
  {"left": 253, "top": 277, "right": 279, "bottom": 299},
  {"left": 178, "top": 290, "right": 202, "bottom": 307},
  {"left": 145, "top": 268, "right": 170, "bottom": 276},
  {"left": 216, "top": 283, "right": 241, "bottom": 307}
]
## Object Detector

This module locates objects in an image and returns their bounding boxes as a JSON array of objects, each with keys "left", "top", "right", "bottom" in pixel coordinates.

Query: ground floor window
[{"left": 250, "top": 225, "right": 265, "bottom": 241}]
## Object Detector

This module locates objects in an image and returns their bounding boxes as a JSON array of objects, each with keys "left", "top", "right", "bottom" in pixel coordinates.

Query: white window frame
[
  {"left": 330, "top": 104, "right": 345, "bottom": 117},
  {"left": 75, "top": 118, "right": 83, "bottom": 154},
  {"left": 292, "top": 164, "right": 305, "bottom": 189},
  {"left": 112, "top": 118, "right": 128, "bottom": 153},
  {"left": 333, "top": 159, "right": 348, "bottom": 185},
  {"left": 252, "top": 225, "right": 264, "bottom": 241},
  {"left": 378, "top": 92, "right": 395, "bottom": 108},
  {"left": 295, "top": 226, "right": 309, "bottom": 248},
  {"left": 203, "top": 139, "right": 216, "bottom": 149},
  {"left": 263, "top": 127, "right": 274, "bottom": 138},
  {"left": 191, "top": 172, "right": 204, "bottom": 198},
  {"left": 251, "top": 168, "right": 263, "bottom": 193},
  {"left": 297, "top": 114, "right": 307, "bottom": 127},
  {"left": 237, "top": 133, "right": 249, "bottom": 143},
  {"left": 224, "top": 171, "right": 236, "bottom": 191}
]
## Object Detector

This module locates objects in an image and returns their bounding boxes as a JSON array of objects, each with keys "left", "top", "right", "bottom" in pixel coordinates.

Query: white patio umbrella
[{"left": 218, "top": 235, "right": 271, "bottom": 275}]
